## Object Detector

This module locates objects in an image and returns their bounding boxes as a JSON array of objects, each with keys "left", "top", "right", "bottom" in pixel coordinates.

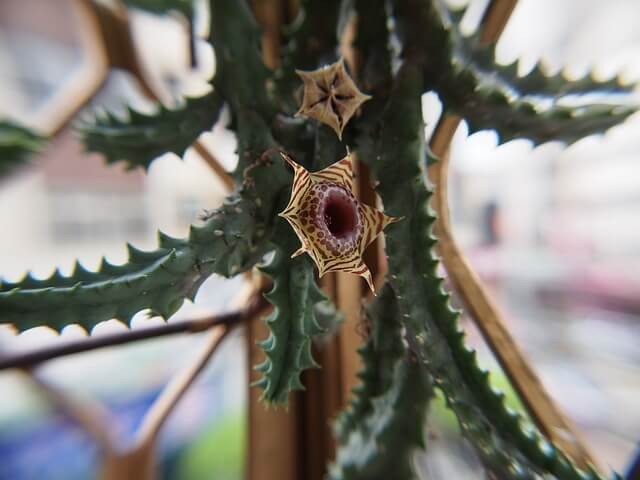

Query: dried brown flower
[{"left": 295, "top": 58, "right": 371, "bottom": 139}]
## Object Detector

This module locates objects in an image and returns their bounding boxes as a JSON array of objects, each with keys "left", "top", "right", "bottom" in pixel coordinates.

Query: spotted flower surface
[
  {"left": 279, "top": 152, "right": 400, "bottom": 291},
  {"left": 296, "top": 58, "right": 371, "bottom": 139}
]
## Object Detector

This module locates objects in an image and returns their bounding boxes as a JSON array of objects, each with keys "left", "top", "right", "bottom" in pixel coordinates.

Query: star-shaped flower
[
  {"left": 296, "top": 58, "right": 371, "bottom": 140},
  {"left": 279, "top": 152, "right": 400, "bottom": 292}
]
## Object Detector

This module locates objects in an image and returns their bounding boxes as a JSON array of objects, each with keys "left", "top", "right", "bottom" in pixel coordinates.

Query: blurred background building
[
  {"left": 0, "top": 0, "right": 638, "bottom": 478},
  {"left": 0, "top": 1, "right": 244, "bottom": 478}
]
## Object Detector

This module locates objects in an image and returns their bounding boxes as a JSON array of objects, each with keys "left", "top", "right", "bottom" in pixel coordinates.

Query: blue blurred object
[
  {"left": 0, "top": 329, "right": 246, "bottom": 480},
  {"left": 0, "top": 390, "right": 158, "bottom": 480},
  {"left": 626, "top": 444, "right": 640, "bottom": 480}
]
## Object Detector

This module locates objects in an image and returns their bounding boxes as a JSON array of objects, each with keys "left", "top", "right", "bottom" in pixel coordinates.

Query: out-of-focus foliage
[{"left": 0, "top": 120, "right": 44, "bottom": 178}]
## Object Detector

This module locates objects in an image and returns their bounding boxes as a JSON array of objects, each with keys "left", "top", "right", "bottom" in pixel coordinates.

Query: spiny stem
[{"left": 0, "top": 294, "right": 268, "bottom": 370}]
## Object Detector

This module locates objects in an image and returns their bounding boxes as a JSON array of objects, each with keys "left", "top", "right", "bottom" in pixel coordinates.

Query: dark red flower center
[
  {"left": 322, "top": 188, "right": 358, "bottom": 239},
  {"left": 306, "top": 183, "right": 362, "bottom": 255}
]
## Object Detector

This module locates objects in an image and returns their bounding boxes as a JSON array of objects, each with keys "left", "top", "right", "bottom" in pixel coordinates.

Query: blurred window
[{"left": 49, "top": 189, "right": 148, "bottom": 243}]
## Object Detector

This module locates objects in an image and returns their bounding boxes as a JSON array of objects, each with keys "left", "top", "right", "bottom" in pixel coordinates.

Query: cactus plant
[{"left": 1, "top": 0, "right": 637, "bottom": 479}]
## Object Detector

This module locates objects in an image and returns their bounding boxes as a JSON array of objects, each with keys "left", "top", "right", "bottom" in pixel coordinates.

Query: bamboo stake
[
  {"left": 98, "top": 325, "right": 229, "bottom": 480},
  {"left": 100, "top": 282, "right": 262, "bottom": 479},
  {"left": 246, "top": 3, "right": 303, "bottom": 480},
  {"left": 37, "top": 0, "right": 110, "bottom": 136},
  {"left": 134, "top": 327, "right": 228, "bottom": 442},
  {"left": 192, "top": 141, "right": 234, "bottom": 192},
  {"left": 22, "top": 321, "right": 238, "bottom": 480},
  {"left": 84, "top": 0, "right": 159, "bottom": 101}
]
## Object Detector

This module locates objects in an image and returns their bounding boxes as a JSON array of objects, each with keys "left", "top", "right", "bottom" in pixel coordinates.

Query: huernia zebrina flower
[
  {"left": 295, "top": 58, "right": 371, "bottom": 140},
  {"left": 278, "top": 152, "right": 400, "bottom": 292}
]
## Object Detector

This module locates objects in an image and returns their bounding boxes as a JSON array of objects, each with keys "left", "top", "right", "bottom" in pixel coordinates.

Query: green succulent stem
[
  {"left": 444, "top": 4, "right": 636, "bottom": 99},
  {"left": 255, "top": 230, "right": 342, "bottom": 405},
  {"left": 392, "top": 0, "right": 636, "bottom": 146},
  {"left": 331, "top": 284, "right": 432, "bottom": 480},
  {"left": 78, "top": 92, "right": 223, "bottom": 171},
  {"left": 0, "top": 151, "right": 290, "bottom": 333},
  {"left": 358, "top": 58, "right": 604, "bottom": 479}
]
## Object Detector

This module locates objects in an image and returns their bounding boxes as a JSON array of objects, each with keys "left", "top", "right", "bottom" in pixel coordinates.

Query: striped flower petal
[{"left": 279, "top": 152, "right": 400, "bottom": 291}]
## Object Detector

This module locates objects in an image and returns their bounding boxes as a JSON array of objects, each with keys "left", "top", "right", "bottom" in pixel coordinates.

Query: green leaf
[
  {"left": 444, "top": 4, "right": 636, "bottom": 98},
  {"left": 0, "top": 150, "right": 291, "bottom": 333},
  {"left": 78, "top": 91, "right": 223, "bottom": 170},
  {"left": 0, "top": 234, "right": 197, "bottom": 332},
  {"left": 356, "top": 59, "right": 605, "bottom": 479},
  {"left": 331, "top": 284, "right": 432, "bottom": 480},
  {"left": 0, "top": 120, "right": 44, "bottom": 178},
  {"left": 391, "top": 0, "right": 637, "bottom": 146},
  {"left": 123, "top": 0, "right": 193, "bottom": 20}
]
